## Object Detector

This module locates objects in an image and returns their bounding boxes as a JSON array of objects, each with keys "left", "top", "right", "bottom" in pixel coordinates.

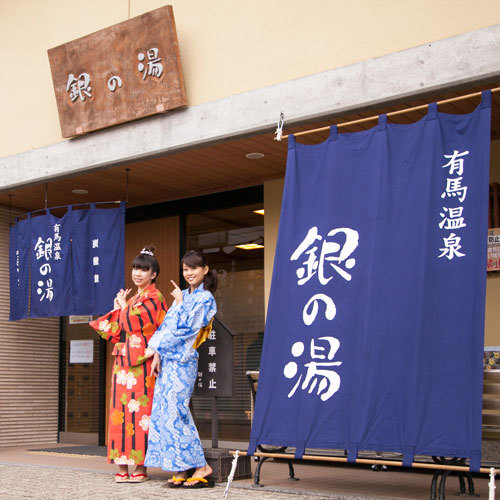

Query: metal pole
[
  {"left": 211, "top": 395, "right": 218, "bottom": 448},
  {"left": 125, "top": 168, "right": 130, "bottom": 203},
  {"left": 232, "top": 451, "right": 498, "bottom": 475},
  {"left": 489, "top": 467, "right": 496, "bottom": 500},
  {"left": 279, "top": 86, "right": 500, "bottom": 141}
]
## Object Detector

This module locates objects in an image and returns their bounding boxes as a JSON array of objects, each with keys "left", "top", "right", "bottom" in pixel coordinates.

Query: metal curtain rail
[
  {"left": 231, "top": 450, "right": 497, "bottom": 475},
  {"left": 280, "top": 86, "right": 500, "bottom": 141},
  {"left": 12, "top": 200, "right": 123, "bottom": 223}
]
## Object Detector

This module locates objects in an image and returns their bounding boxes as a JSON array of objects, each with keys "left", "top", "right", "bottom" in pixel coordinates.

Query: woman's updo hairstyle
[
  {"left": 181, "top": 250, "right": 217, "bottom": 293},
  {"left": 131, "top": 245, "right": 160, "bottom": 282}
]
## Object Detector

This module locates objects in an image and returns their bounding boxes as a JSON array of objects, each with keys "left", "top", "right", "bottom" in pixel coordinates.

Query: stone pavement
[
  {"left": 0, "top": 444, "right": 495, "bottom": 500},
  {"left": 0, "top": 463, "right": 356, "bottom": 500}
]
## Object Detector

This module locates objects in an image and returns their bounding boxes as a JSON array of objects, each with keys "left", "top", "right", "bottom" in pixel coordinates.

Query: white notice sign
[
  {"left": 70, "top": 340, "right": 94, "bottom": 364},
  {"left": 69, "top": 315, "right": 93, "bottom": 324}
]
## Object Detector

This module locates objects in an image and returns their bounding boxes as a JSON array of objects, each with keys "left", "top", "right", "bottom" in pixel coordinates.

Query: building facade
[{"left": 1, "top": 0, "right": 500, "bottom": 447}]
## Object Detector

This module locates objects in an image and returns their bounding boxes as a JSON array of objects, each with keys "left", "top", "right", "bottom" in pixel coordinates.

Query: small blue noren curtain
[
  {"left": 248, "top": 92, "right": 491, "bottom": 471},
  {"left": 9, "top": 218, "right": 30, "bottom": 320},
  {"left": 29, "top": 209, "right": 73, "bottom": 318},
  {"left": 72, "top": 202, "right": 125, "bottom": 314}
]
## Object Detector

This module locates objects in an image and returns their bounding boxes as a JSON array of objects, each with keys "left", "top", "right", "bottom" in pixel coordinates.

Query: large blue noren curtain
[{"left": 248, "top": 92, "right": 491, "bottom": 471}]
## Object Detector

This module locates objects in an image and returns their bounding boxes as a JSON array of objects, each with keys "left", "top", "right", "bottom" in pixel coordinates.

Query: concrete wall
[{"left": 2, "top": 0, "right": 500, "bottom": 157}]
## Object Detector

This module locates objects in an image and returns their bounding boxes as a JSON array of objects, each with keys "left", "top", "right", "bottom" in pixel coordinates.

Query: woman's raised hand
[
  {"left": 115, "top": 288, "right": 132, "bottom": 309},
  {"left": 170, "top": 280, "right": 183, "bottom": 305}
]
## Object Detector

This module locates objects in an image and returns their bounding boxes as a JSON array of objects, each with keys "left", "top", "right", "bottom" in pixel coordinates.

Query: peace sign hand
[
  {"left": 170, "top": 280, "right": 183, "bottom": 305},
  {"left": 115, "top": 288, "right": 132, "bottom": 309}
]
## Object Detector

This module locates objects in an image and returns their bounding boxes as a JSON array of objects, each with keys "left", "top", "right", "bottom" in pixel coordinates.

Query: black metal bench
[
  {"left": 244, "top": 370, "right": 499, "bottom": 499},
  {"left": 246, "top": 370, "right": 299, "bottom": 486}
]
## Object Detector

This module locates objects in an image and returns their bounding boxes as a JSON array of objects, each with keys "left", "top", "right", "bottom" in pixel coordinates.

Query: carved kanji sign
[{"left": 48, "top": 5, "right": 186, "bottom": 137}]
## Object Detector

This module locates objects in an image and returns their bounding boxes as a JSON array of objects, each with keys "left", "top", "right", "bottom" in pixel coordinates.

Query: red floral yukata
[{"left": 89, "top": 284, "right": 167, "bottom": 465}]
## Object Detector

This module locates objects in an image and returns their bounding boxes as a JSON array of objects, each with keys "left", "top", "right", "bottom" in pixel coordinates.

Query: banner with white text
[
  {"left": 71, "top": 203, "right": 126, "bottom": 314},
  {"left": 9, "top": 203, "right": 125, "bottom": 319},
  {"left": 29, "top": 209, "right": 73, "bottom": 318},
  {"left": 9, "top": 218, "right": 30, "bottom": 320},
  {"left": 248, "top": 92, "right": 491, "bottom": 471}
]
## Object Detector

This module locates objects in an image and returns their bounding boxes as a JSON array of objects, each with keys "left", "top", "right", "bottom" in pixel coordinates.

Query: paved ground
[
  {"left": 0, "top": 463, "right": 358, "bottom": 500},
  {"left": 0, "top": 444, "right": 495, "bottom": 500}
]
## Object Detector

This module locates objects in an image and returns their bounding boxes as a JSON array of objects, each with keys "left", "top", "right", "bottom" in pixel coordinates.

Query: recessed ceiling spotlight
[
  {"left": 72, "top": 189, "right": 88, "bottom": 195},
  {"left": 245, "top": 152, "right": 265, "bottom": 159}
]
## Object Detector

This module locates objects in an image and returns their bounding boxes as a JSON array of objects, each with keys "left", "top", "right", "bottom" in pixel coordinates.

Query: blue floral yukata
[{"left": 144, "top": 283, "right": 217, "bottom": 471}]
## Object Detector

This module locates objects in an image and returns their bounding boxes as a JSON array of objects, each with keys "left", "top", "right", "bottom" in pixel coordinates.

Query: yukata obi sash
[
  {"left": 192, "top": 318, "right": 215, "bottom": 349},
  {"left": 248, "top": 92, "right": 491, "bottom": 472}
]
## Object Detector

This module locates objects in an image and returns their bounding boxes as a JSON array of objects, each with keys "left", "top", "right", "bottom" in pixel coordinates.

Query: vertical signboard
[{"left": 194, "top": 317, "right": 234, "bottom": 397}]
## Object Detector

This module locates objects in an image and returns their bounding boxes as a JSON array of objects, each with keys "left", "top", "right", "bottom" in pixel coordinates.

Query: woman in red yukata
[{"left": 90, "top": 246, "right": 167, "bottom": 483}]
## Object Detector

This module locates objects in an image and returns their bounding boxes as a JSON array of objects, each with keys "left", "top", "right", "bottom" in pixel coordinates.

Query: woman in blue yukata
[{"left": 144, "top": 250, "right": 217, "bottom": 489}]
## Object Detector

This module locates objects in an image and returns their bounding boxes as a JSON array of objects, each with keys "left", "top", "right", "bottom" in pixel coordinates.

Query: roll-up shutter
[{"left": 0, "top": 207, "right": 60, "bottom": 447}]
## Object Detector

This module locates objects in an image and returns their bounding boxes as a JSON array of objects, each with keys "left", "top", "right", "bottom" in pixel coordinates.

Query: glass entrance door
[
  {"left": 59, "top": 317, "right": 105, "bottom": 445},
  {"left": 187, "top": 203, "right": 265, "bottom": 441}
]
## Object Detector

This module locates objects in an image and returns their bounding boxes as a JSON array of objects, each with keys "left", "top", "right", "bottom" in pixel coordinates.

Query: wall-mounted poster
[
  {"left": 487, "top": 228, "right": 500, "bottom": 271},
  {"left": 70, "top": 340, "right": 94, "bottom": 364},
  {"left": 484, "top": 347, "right": 500, "bottom": 371}
]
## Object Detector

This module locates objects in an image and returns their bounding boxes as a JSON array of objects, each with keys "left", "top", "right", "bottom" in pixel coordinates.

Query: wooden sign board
[
  {"left": 487, "top": 227, "right": 500, "bottom": 271},
  {"left": 48, "top": 5, "right": 187, "bottom": 138}
]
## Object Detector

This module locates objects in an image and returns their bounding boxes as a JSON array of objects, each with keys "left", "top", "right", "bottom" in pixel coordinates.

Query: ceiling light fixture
[
  {"left": 245, "top": 152, "right": 265, "bottom": 159},
  {"left": 253, "top": 209, "right": 265, "bottom": 215},
  {"left": 72, "top": 189, "right": 88, "bottom": 195},
  {"left": 235, "top": 243, "right": 265, "bottom": 250}
]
